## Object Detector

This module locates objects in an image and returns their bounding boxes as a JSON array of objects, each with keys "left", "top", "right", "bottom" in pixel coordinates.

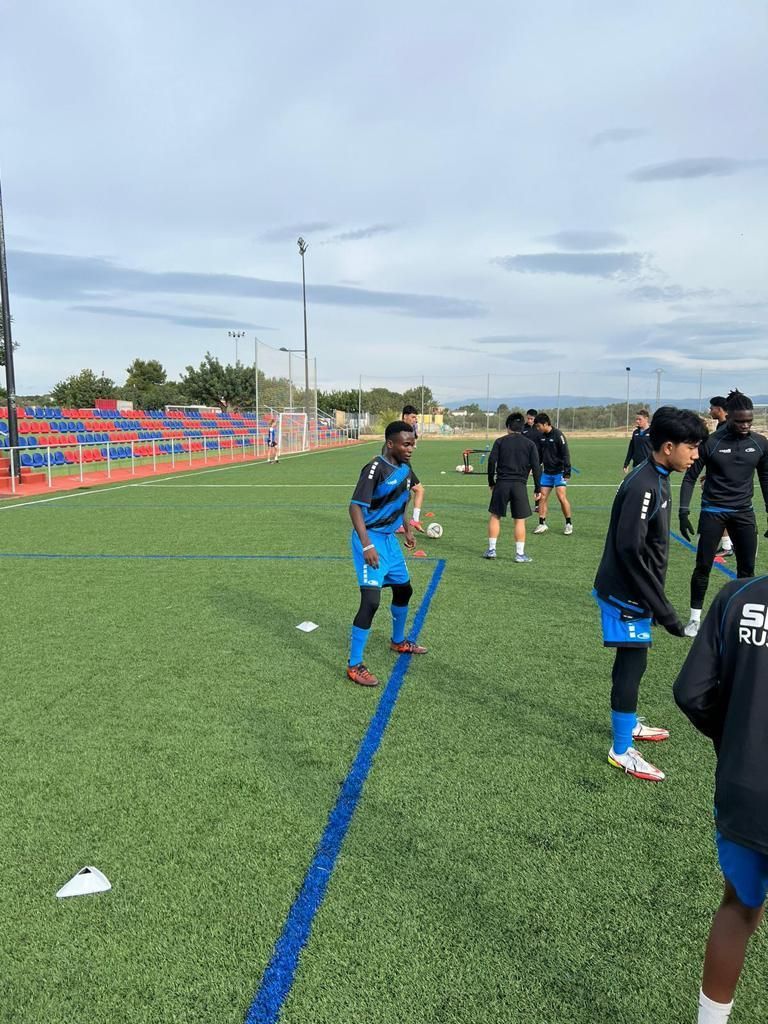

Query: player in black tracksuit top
[
  {"left": 679, "top": 390, "right": 768, "bottom": 636},
  {"left": 622, "top": 410, "right": 651, "bottom": 472},
  {"left": 484, "top": 414, "right": 541, "bottom": 562},
  {"left": 593, "top": 407, "right": 708, "bottom": 782},
  {"left": 674, "top": 574, "right": 768, "bottom": 1022},
  {"left": 532, "top": 413, "right": 573, "bottom": 534}
]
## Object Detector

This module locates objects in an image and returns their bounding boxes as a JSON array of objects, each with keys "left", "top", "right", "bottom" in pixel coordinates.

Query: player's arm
[
  {"left": 487, "top": 440, "right": 499, "bottom": 489},
  {"left": 623, "top": 435, "right": 633, "bottom": 472},
  {"left": 560, "top": 433, "right": 572, "bottom": 478},
  {"left": 349, "top": 462, "right": 383, "bottom": 566},
  {"left": 349, "top": 503, "right": 379, "bottom": 568},
  {"left": 614, "top": 483, "right": 682, "bottom": 631},
  {"left": 673, "top": 594, "right": 725, "bottom": 746},
  {"left": 529, "top": 443, "right": 541, "bottom": 495},
  {"left": 755, "top": 439, "right": 768, "bottom": 530},
  {"left": 679, "top": 447, "right": 707, "bottom": 517}
]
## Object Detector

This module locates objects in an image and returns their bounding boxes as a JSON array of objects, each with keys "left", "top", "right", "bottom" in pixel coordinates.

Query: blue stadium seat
[
  {"left": 21, "top": 452, "right": 33, "bottom": 466},
  {"left": 32, "top": 452, "right": 45, "bottom": 467}
]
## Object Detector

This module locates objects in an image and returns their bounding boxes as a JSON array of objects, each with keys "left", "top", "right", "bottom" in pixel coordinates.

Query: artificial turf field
[{"left": 1, "top": 437, "right": 766, "bottom": 1024}]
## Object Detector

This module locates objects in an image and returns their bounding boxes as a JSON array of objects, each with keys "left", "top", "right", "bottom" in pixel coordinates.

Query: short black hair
[
  {"left": 385, "top": 420, "right": 415, "bottom": 441},
  {"left": 637, "top": 409, "right": 650, "bottom": 419},
  {"left": 401, "top": 404, "right": 418, "bottom": 417},
  {"left": 649, "top": 406, "right": 709, "bottom": 450},
  {"left": 533, "top": 413, "right": 551, "bottom": 426},
  {"left": 526, "top": 408, "right": 537, "bottom": 417},
  {"left": 506, "top": 412, "right": 524, "bottom": 430},
  {"left": 725, "top": 389, "right": 753, "bottom": 413},
  {"left": 709, "top": 396, "right": 727, "bottom": 408}
]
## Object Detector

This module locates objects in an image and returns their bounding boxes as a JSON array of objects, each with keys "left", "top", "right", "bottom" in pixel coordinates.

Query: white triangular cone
[
  {"left": 56, "top": 866, "right": 111, "bottom": 898},
  {"left": 296, "top": 621, "right": 319, "bottom": 632}
]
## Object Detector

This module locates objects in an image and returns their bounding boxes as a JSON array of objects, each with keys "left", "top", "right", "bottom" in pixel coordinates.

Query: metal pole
[
  {"left": 698, "top": 367, "right": 703, "bottom": 412},
  {"left": 358, "top": 375, "right": 362, "bottom": 439},
  {"left": 625, "top": 366, "right": 631, "bottom": 435},
  {"left": 288, "top": 351, "right": 293, "bottom": 409},
  {"left": 0, "top": 175, "right": 20, "bottom": 481},
  {"left": 298, "top": 237, "right": 310, "bottom": 413},
  {"left": 313, "top": 357, "right": 318, "bottom": 448},
  {"left": 654, "top": 368, "right": 663, "bottom": 409},
  {"left": 254, "top": 337, "right": 260, "bottom": 425},
  {"left": 485, "top": 374, "right": 490, "bottom": 440},
  {"left": 420, "top": 375, "right": 425, "bottom": 430},
  {"left": 555, "top": 372, "right": 561, "bottom": 428}
]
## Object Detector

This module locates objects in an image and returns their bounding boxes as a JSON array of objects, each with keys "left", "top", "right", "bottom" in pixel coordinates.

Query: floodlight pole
[
  {"left": 698, "top": 367, "right": 703, "bottom": 412},
  {"left": 420, "top": 375, "right": 425, "bottom": 428},
  {"left": 654, "top": 368, "right": 663, "bottom": 410},
  {"left": 0, "top": 174, "right": 20, "bottom": 481},
  {"left": 227, "top": 329, "right": 245, "bottom": 365},
  {"left": 254, "top": 337, "right": 260, "bottom": 424},
  {"left": 358, "top": 375, "right": 362, "bottom": 439},
  {"left": 298, "top": 237, "right": 310, "bottom": 413},
  {"left": 625, "top": 366, "right": 631, "bottom": 435},
  {"left": 555, "top": 372, "right": 561, "bottom": 429},
  {"left": 485, "top": 374, "right": 490, "bottom": 440}
]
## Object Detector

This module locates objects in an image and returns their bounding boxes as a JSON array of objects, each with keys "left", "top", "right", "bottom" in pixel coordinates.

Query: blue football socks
[
  {"left": 611, "top": 710, "right": 637, "bottom": 756},
  {"left": 349, "top": 626, "right": 370, "bottom": 666},
  {"left": 391, "top": 604, "right": 409, "bottom": 644}
]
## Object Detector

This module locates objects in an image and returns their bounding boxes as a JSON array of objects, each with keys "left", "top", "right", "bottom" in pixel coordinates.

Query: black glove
[
  {"left": 764, "top": 527, "right": 768, "bottom": 539},
  {"left": 679, "top": 512, "right": 695, "bottom": 542},
  {"left": 663, "top": 619, "right": 686, "bottom": 638}
]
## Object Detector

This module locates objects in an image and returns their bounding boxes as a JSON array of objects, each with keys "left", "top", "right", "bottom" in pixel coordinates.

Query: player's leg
[
  {"left": 555, "top": 483, "right": 573, "bottom": 533},
  {"left": 698, "top": 839, "right": 767, "bottom": 1022},
  {"left": 717, "top": 529, "right": 733, "bottom": 557},
  {"left": 387, "top": 538, "right": 427, "bottom": 654},
  {"left": 727, "top": 511, "right": 758, "bottom": 579},
  {"left": 485, "top": 513, "right": 501, "bottom": 559},
  {"left": 608, "top": 646, "right": 667, "bottom": 780},
  {"left": 687, "top": 513, "right": 724, "bottom": 635},
  {"left": 348, "top": 587, "right": 382, "bottom": 685},
  {"left": 511, "top": 483, "right": 532, "bottom": 561},
  {"left": 410, "top": 482, "right": 425, "bottom": 532},
  {"left": 534, "top": 484, "right": 552, "bottom": 533}
]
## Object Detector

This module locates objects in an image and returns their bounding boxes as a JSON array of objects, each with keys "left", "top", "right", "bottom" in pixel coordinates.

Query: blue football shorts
[
  {"left": 717, "top": 831, "right": 768, "bottom": 908},
  {"left": 594, "top": 593, "right": 653, "bottom": 648},
  {"left": 351, "top": 530, "right": 410, "bottom": 589},
  {"left": 540, "top": 472, "right": 568, "bottom": 488}
]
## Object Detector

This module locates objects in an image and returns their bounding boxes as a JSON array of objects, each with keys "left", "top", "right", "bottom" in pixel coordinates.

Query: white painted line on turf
[{"left": 0, "top": 482, "right": 139, "bottom": 512}]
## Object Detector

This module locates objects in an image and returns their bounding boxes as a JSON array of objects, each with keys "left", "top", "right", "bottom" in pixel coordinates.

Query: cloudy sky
[{"left": 2, "top": 0, "right": 767, "bottom": 405}]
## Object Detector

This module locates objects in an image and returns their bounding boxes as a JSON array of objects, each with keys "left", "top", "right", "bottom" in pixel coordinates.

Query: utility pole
[
  {"left": 625, "top": 366, "right": 631, "bottom": 435},
  {"left": 0, "top": 174, "right": 20, "bottom": 481},
  {"left": 654, "top": 368, "right": 663, "bottom": 410},
  {"left": 297, "top": 237, "right": 310, "bottom": 413}
]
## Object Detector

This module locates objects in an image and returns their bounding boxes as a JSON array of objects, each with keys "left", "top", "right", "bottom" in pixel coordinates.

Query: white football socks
[
  {"left": 690, "top": 608, "right": 702, "bottom": 624},
  {"left": 515, "top": 541, "right": 525, "bottom": 555},
  {"left": 488, "top": 537, "right": 497, "bottom": 551},
  {"left": 698, "top": 990, "right": 733, "bottom": 1023}
]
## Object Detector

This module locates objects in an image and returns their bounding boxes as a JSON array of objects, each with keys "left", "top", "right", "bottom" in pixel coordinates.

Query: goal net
[{"left": 278, "top": 412, "right": 309, "bottom": 456}]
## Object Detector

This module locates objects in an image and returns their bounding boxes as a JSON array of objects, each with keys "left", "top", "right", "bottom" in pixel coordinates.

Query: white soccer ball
[
  {"left": 426, "top": 522, "right": 443, "bottom": 539},
  {"left": 455, "top": 464, "right": 465, "bottom": 473}
]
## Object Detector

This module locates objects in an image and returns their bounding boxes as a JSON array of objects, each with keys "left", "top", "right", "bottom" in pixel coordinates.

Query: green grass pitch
[{"left": 0, "top": 438, "right": 765, "bottom": 1024}]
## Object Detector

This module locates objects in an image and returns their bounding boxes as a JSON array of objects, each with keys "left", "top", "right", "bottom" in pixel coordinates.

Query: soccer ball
[
  {"left": 426, "top": 522, "right": 443, "bottom": 539},
  {"left": 455, "top": 464, "right": 465, "bottom": 473}
]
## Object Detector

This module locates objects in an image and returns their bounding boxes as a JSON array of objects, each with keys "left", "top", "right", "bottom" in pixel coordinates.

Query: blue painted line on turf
[
  {"left": 671, "top": 531, "right": 737, "bottom": 579},
  {"left": 244, "top": 558, "right": 446, "bottom": 1024},
  {"left": 0, "top": 552, "right": 439, "bottom": 563}
]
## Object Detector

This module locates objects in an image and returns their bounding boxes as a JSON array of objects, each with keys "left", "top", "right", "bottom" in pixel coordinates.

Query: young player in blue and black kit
[
  {"left": 674, "top": 573, "right": 768, "bottom": 1024},
  {"left": 265, "top": 415, "right": 278, "bottom": 464},
  {"left": 622, "top": 409, "right": 651, "bottom": 473},
  {"left": 347, "top": 421, "right": 427, "bottom": 687},
  {"left": 594, "top": 407, "right": 708, "bottom": 782},
  {"left": 533, "top": 413, "right": 573, "bottom": 534}
]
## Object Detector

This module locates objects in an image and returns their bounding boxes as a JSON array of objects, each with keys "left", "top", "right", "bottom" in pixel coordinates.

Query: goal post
[{"left": 278, "top": 412, "right": 309, "bottom": 456}]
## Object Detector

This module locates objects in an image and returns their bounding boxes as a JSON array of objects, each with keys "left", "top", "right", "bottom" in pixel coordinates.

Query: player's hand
[
  {"left": 533, "top": 492, "right": 541, "bottom": 501},
  {"left": 764, "top": 526, "right": 768, "bottom": 539},
  {"left": 363, "top": 545, "right": 379, "bottom": 568},
  {"left": 663, "top": 619, "right": 687, "bottom": 638},
  {"left": 679, "top": 513, "right": 695, "bottom": 541},
  {"left": 563, "top": 475, "right": 571, "bottom": 482},
  {"left": 623, "top": 466, "right": 629, "bottom": 474},
  {"left": 403, "top": 529, "right": 416, "bottom": 550}
]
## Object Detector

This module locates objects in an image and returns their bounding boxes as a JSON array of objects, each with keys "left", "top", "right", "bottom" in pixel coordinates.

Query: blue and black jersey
[
  {"left": 351, "top": 457, "right": 419, "bottom": 534},
  {"left": 680, "top": 427, "right": 768, "bottom": 515},
  {"left": 623, "top": 428, "right": 651, "bottom": 469}
]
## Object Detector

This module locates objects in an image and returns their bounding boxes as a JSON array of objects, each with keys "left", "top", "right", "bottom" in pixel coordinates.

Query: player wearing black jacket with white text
[
  {"left": 484, "top": 414, "right": 541, "bottom": 562},
  {"left": 622, "top": 410, "right": 651, "bottom": 472},
  {"left": 674, "top": 574, "right": 768, "bottom": 1023}
]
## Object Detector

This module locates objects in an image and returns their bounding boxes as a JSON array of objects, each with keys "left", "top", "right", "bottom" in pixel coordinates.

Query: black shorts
[{"left": 489, "top": 481, "right": 531, "bottom": 519}]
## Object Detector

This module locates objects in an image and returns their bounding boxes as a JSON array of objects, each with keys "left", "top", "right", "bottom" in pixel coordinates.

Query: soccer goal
[{"left": 278, "top": 412, "right": 309, "bottom": 456}]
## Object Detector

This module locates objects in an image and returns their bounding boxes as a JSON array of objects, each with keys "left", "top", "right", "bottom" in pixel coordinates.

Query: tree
[
  {"left": 51, "top": 369, "right": 117, "bottom": 408},
  {"left": 180, "top": 352, "right": 257, "bottom": 411},
  {"left": 317, "top": 389, "right": 359, "bottom": 412},
  {"left": 402, "top": 385, "right": 436, "bottom": 412},
  {"left": 118, "top": 358, "right": 185, "bottom": 411}
]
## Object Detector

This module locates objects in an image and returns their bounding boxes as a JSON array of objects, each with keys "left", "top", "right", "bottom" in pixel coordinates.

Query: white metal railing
[{"left": 0, "top": 427, "right": 355, "bottom": 494}]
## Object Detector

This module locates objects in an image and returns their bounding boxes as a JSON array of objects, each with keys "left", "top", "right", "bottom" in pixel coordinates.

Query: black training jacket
[
  {"left": 487, "top": 432, "right": 541, "bottom": 489},
  {"left": 538, "top": 427, "right": 571, "bottom": 476},
  {"left": 674, "top": 575, "right": 768, "bottom": 856},
  {"left": 594, "top": 460, "right": 678, "bottom": 625},
  {"left": 679, "top": 427, "right": 768, "bottom": 514},
  {"left": 623, "top": 428, "right": 651, "bottom": 469}
]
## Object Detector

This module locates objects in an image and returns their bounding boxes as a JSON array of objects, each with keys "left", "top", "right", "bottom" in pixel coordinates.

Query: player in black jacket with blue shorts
[
  {"left": 594, "top": 407, "right": 707, "bottom": 782},
  {"left": 533, "top": 413, "right": 573, "bottom": 535},
  {"left": 674, "top": 573, "right": 768, "bottom": 1024},
  {"left": 679, "top": 390, "right": 768, "bottom": 637}
]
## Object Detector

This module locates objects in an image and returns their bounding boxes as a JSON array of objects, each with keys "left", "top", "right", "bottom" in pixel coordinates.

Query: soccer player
[
  {"left": 265, "top": 415, "right": 278, "bottom": 463},
  {"left": 347, "top": 421, "right": 427, "bottom": 687},
  {"left": 594, "top": 406, "right": 707, "bottom": 782},
  {"left": 521, "top": 409, "right": 538, "bottom": 439},
  {"left": 673, "top": 573, "right": 768, "bottom": 1024},
  {"left": 483, "top": 413, "right": 541, "bottom": 562},
  {"left": 532, "top": 413, "right": 573, "bottom": 535},
  {"left": 622, "top": 409, "right": 651, "bottom": 473},
  {"left": 401, "top": 404, "right": 426, "bottom": 532},
  {"left": 679, "top": 389, "right": 768, "bottom": 637},
  {"left": 708, "top": 396, "right": 732, "bottom": 557}
]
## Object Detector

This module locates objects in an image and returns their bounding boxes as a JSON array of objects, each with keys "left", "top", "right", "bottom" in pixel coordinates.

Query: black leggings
[
  {"left": 691, "top": 510, "right": 757, "bottom": 608},
  {"left": 353, "top": 583, "right": 413, "bottom": 630},
  {"left": 610, "top": 646, "right": 649, "bottom": 713}
]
